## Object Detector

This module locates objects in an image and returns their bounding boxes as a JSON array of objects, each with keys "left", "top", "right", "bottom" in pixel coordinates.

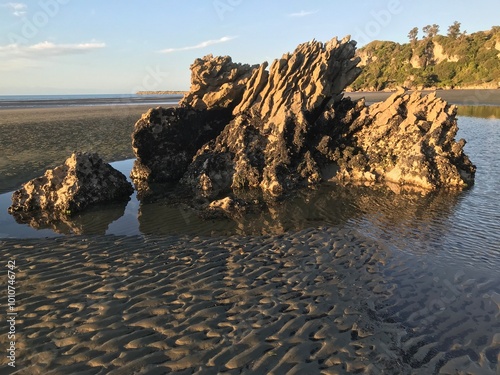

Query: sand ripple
[{"left": 0, "top": 228, "right": 498, "bottom": 374}]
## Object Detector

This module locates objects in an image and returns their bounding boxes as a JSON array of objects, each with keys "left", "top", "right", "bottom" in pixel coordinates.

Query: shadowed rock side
[
  {"left": 130, "top": 106, "right": 231, "bottom": 187},
  {"left": 9, "top": 152, "right": 133, "bottom": 224},
  {"left": 131, "top": 35, "right": 476, "bottom": 207}
]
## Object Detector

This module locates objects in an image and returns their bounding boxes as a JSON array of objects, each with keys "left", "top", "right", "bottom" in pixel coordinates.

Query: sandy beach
[
  {"left": 1, "top": 226, "right": 498, "bottom": 374},
  {"left": 1, "top": 94, "right": 499, "bottom": 374},
  {"left": 0, "top": 105, "right": 155, "bottom": 194}
]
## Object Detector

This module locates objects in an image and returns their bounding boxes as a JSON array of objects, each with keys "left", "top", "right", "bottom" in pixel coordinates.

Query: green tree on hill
[
  {"left": 408, "top": 27, "right": 419, "bottom": 43},
  {"left": 447, "top": 21, "right": 461, "bottom": 39},
  {"left": 423, "top": 24, "right": 440, "bottom": 38}
]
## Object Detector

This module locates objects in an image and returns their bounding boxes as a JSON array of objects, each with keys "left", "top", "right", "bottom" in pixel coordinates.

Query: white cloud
[
  {"left": 1, "top": 2, "right": 27, "bottom": 17},
  {"left": 287, "top": 10, "right": 318, "bottom": 18},
  {"left": 0, "top": 41, "right": 106, "bottom": 57},
  {"left": 159, "top": 36, "right": 237, "bottom": 54},
  {"left": 28, "top": 41, "right": 106, "bottom": 55}
]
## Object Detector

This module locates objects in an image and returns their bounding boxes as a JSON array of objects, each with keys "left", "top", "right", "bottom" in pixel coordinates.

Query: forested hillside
[{"left": 350, "top": 25, "right": 500, "bottom": 91}]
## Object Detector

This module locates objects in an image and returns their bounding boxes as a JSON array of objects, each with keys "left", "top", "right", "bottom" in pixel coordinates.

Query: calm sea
[{"left": 0, "top": 94, "right": 182, "bottom": 109}]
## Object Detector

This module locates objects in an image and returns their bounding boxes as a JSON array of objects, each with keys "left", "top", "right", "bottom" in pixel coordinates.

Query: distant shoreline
[
  {"left": 1, "top": 89, "right": 499, "bottom": 111},
  {"left": 0, "top": 95, "right": 182, "bottom": 110},
  {"left": 136, "top": 90, "right": 188, "bottom": 95}
]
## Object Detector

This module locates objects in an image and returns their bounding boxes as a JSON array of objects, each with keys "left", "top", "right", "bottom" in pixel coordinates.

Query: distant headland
[
  {"left": 136, "top": 90, "right": 188, "bottom": 95},
  {"left": 351, "top": 24, "right": 500, "bottom": 91}
]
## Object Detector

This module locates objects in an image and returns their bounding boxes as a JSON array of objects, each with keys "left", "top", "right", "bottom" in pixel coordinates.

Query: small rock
[
  {"left": 207, "top": 196, "right": 246, "bottom": 218},
  {"left": 9, "top": 152, "right": 133, "bottom": 216}
]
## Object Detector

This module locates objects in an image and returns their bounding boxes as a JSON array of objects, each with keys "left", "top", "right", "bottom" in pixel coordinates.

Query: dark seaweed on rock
[{"left": 130, "top": 106, "right": 232, "bottom": 184}]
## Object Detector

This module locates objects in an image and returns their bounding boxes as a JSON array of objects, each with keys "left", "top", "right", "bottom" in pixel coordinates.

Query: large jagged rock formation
[
  {"left": 231, "top": 37, "right": 362, "bottom": 120},
  {"left": 131, "top": 35, "right": 475, "bottom": 203},
  {"left": 9, "top": 152, "right": 133, "bottom": 218},
  {"left": 180, "top": 37, "right": 363, "bottom": 198}
]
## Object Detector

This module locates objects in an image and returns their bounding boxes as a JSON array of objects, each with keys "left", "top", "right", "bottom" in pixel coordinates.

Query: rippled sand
[
  {"left": 1, "top": 97, "right": 499, "bottom": 374},
  {"left": 1, "top": 227, "right": 498, "bottom": 374}
]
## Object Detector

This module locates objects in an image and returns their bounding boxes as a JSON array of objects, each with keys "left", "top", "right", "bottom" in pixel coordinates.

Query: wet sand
[
  {"left": 0, "top": 105, "right": 158, "bottom": 193},
  {"left": 1, "top": 95, "right": 499, "bottom": 374},
  {"left": 0, "top": 228, "right": 498, "bottom": 374}
]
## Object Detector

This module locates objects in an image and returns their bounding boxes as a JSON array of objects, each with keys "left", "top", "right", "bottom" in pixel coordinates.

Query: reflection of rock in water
[
  {"left": 135, "top": 182, "right": 466, "bottom": 238},
  {"left": 10, "top": 200, "right": 128, "bottom": 235},
  {"left": 137, "top": 199, "right": 238, "bottom": 236},
  {"left": 351, "top": 186, "right": 469, "bottom": 258},
  {"left": 238, "top": 184, "right": 466, "bottom": 238},
  {"left": 458, "top": 105, "right": 500, "bottom": 119}
]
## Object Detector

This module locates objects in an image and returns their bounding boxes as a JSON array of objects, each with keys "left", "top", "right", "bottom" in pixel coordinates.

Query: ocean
[{"left": 0, "top": 93, "right": 183, "bottom": 109}]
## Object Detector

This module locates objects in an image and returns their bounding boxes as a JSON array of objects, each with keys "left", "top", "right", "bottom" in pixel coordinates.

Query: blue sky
[{"left": 0, "top": 0, "right": 499, "bottom": 94}]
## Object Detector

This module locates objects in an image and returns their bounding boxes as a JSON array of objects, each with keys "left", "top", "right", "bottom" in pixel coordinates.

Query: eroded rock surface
[
  {"left": 233, "top": 37, "right": 361, "bottom": 120},
  {"left": 180, "top": 55, "right": 258, "bottom": 111},
  {"left": 9, "top": 152, "right": 133, "bottom": 218},
  {"left": 335, "top": 89, "right": 476, "bottom": 189}
]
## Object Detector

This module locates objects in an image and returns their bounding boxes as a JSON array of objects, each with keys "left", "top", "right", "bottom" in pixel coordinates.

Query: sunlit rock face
[
  {"left": 334, "top": 89, "right": 476, "bottom": 190},
  {"left": 180, "top": 54, "right": 259, "bottom": 111}
]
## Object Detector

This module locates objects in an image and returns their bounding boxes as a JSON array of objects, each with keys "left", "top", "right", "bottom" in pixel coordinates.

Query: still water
[{"left": 1, "top": 116, "right": 499, "bottom": 270}]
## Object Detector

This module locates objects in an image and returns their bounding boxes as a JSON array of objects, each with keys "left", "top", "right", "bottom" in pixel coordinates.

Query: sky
[{"left": 0, "top": 0, "right": 499, "bottom": 95}]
